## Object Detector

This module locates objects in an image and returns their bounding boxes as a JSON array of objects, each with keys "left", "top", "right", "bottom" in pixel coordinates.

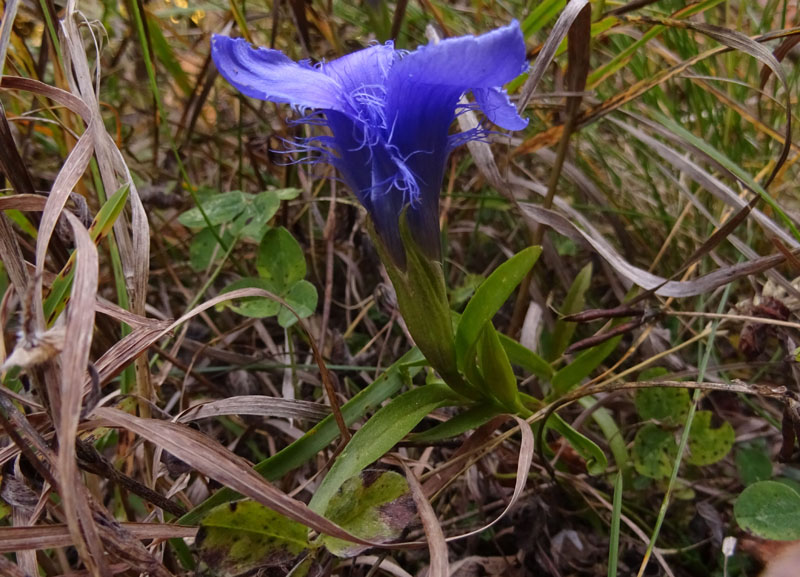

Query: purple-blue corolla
[{"left": 211, "top": 22, "right": 527, "bottom": 267}]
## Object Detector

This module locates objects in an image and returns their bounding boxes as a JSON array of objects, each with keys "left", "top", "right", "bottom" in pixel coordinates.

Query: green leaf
[
  {"left": 687, "top": 411, "right": 734, "bottom": 466},
  {"left": 633, "top": 424, "right": 677, "bottom": 480},
  {"left": 498, "top": 333, "right": 554, "bottom": 380},
  {"left": 257, "top": 227, "right": 306, "bottom": 292},
  {"left": 190, "top": 227, "right": 222, "bottom": 271},
  {"left": 551, "top": 333, "right": 621, "bottom": 397},
  {"left": 179, "top": 191, "right": 246, "bottom": 228},
  {"left": 577, "top": 395, "right": 628, "bottom": 471},
  {"left": 233, "top": 190, "right": 281, "bottom": 240},
  {"left": 220, "top": 278, "right": 281, "bottom": 318},
  {"left": 548, "top": 413, "right": 608, "bottom": 475},
  {"left": 275, "top": 188, "right": 301, "bottom": 200},
  {"left": 309, "top": 383, "right": 458, "bottom": 514},
  {"left": 455, "top": 246, "right": 542, "bottom": 373},
  {"left": 196, "top": 500, "right": 309, "bottom": 577},
  {"left": 475, "top": 321, "right": 521, "bottom": 411},
  {"left": 735, "top": 481, "right": 800, "bottom": 540},
  {"left": 635, "top": 386, "right": 690, "bottom": 425},
  {"left": 521, "top": 0, "right": 566, "bottom": 37},
  {"left": 736, "top": 443, "right": 773, "bottom": 487},
  {"left": 407, "top": 404, "right": 501, "bottom": 443},
  {"left": 146, "top": 14, "right": 192, "bottom": 96},
  {"left": 277, "top": 280, "right": 318, "bottom": 328},
  {"left": 549, "top": 263, "right": 592, "bottom": 360},
  {"left": 319, "top": 470, "right": 415, "bottom": 558}
]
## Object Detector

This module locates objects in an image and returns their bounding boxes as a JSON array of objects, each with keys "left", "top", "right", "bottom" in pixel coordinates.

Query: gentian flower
[{"left": 211, "top": 22, "right": 527, "bottom": 267}]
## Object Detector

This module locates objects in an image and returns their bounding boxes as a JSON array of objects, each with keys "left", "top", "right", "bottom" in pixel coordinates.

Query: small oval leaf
[
  {"left": 257, "top": 227, "right": 307, "bottom": 292},
  {"left": 633, "top": 424, "right": 677, "bottom": 480},
  {"left": 735, "top": 481, "right": 800, "bottom": 541},
  {"left": 687, "top": 411, "right": 734, "bottom": 466}
]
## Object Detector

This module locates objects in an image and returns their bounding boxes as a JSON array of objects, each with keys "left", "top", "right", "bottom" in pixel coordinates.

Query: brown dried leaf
[
  {"left": 520, "top": 203, "right": 788, "bottom": 297},
  {"left": 177, "top": 396, "right": 329, "bottom": 423},
  {"left": 0, "top": 523, "right": 196, "bottom": 553}
]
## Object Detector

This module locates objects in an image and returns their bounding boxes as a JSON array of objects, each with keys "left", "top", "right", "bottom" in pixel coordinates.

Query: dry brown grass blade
[
  {"left": 397, "top": 459, "right": 448, "bottom": 577},
  {"left": 0, "top": 523, "right": 197, "bottom": 553},
  {"left": 565, "top": 4, "right": 591, "bottom": 120},
  {"left": 0, "top": 100, "right": 37, "bottom": 197},
  {"left": 95, "top": 297, "right": 157, "bottom": 329},
  {"left": 422, "top": 416, "right": 509, "bottom": 499},
  {"left": 32, "top": 122, "right": 94, "bottom": 325},
  {"left": 419, "top": 415, "right": 534, "bottom": 545},
  {"left": 62, "top": 3, "right": 153, "bottom": 422},
  {"left": 517, "top": 0, "right": 591, "bottom": 113},
  {"left": 176, "top": 396, "right": 330, "bottom": 423},
  {"left": 510, "top": 2, "right": 592, "bottom": 334},
  {"left": 760, "top": 36, "right": 800, "bottom": 89},
  {"left": 57, "top": 211, "right": 105, "bottom": 576},
  {"left": 89, "top": 407, "right": 408, "bottom": 548},
  {"left": 87, "top": 288, "right": 300, "bottom": 391},
  {"left": 87, "top": 286, "right": 350, "bottom": 438},
  {"left": 443, "top": 415, "right": 533, "bottom": 543},
  {"left": 0, "top": 103, "right": 36, "bottom": 295},
  {"left": 0, "top": 0, "right": 20, "bottom": 72},
  {"left": 520, "top": 203, "right": 790, "bottom": 297},
  {"left": 0, "top": 212, "right": 29, "bottom": 296},
  {"left": 89, "top": 321, "right": 172, "bottom": 389},
  {"left": 0, "top": 76, "right": 92, "bottom": 119}
]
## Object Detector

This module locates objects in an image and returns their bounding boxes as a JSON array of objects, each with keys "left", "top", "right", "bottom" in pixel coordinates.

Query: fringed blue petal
[{"left": 211, "top": 35, "right": 344, "bottom": 112}]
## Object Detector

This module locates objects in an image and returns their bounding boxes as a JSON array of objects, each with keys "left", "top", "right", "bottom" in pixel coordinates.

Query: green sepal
[{"left": 371, "top": 212, "right": 480, "bottom": 401}]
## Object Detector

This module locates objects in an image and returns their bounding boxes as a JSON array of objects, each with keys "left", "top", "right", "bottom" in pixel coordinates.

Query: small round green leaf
[
  {"left": 233, "top": 190, "right": 281, "bottom": 240},
  {"left": 257, "top": 227, "right": 307, "bottom": 293},
  {"left": 735, "top": 481, "right": 800, "bottom": 540},
  {"left": 687, "top": 411, "right": 734, "bottom": 466},
  {"left": 736, "top": 443, "right": 773, "bottom": 486},
  {"left": 278, "top": 280, "right": 318, "bottom": 328},
  {"left": 633, "top": 424, "right": 677, "bottom": 480},
  {"left": 179, "top": 191, "right": 246, "bottom": 228},
  {"left": 635, "top": 385, "right": 690, "bottom": 425},
  {"left": 190, "top": 227, "right": 222, "bottom": 271},
  {"left": 197, "top": 500, "right": 309, "bottom": 576}
]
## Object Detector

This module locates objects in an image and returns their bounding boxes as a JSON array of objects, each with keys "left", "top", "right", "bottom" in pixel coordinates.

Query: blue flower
[{"left": 211, "top": 22, "right": 527, "bottom": 266}]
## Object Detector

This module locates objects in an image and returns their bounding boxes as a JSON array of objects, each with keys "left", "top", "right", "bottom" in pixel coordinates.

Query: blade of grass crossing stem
[
  {"left": 608, "top": 472, "right": 623, "bottom": 577},
  {"left": 637, "top": 283, "right": 733, "bottom": 577},
  {"left": 517, "top": 0, "right": 589, "bottom": 113}
]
